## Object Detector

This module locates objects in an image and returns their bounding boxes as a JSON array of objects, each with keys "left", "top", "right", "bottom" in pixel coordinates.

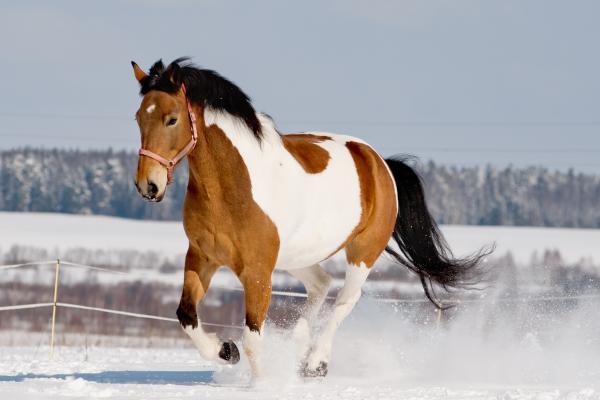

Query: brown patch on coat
[
  {"left": 342, "top": 141, "right": 398, "bottom": 267},
  {"left": 282, "top": 134, "right": 331, "bottom": 174},
  {"left": 179, "top": 107, "right": 280, "bottom": 332}
]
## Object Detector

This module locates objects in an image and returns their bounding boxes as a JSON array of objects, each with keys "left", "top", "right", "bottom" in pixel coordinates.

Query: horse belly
[
  {"left": 274, "top": 207, "right": 359, "bottom": 270},
  {"left": 268, "top": 138, "right": 363, "bottom": 270}
]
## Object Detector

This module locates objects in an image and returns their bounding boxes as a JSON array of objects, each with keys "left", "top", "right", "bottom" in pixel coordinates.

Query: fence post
[
  {"left": 50, "top": 258, "right": 61, "bottom": 358},
  {"left": 436, "top": 307, "right": 443, "bottom": 330}
]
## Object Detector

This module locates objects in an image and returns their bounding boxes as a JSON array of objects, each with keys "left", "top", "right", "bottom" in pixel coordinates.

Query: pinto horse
[{"left": 131, "top": 58, "right": 487, "bottom": 379}]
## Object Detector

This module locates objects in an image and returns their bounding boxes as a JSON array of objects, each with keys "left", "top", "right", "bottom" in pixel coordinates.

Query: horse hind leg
[
  {"left": 299, "top": 140, "right": 395, "bottom": 377},
  {"left": 287, "top": 264, "right": 332, "bottom": 358},
  {"left": 302, "top": 261, "right": 370, "bottom": 377},
  {"left": 302, "top": 213, "right": 389, "bottom": 377}
]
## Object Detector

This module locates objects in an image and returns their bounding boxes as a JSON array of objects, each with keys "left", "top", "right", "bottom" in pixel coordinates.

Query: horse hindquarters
[{"left": 301, "top": 142, "right": 398, "bottom": 376}]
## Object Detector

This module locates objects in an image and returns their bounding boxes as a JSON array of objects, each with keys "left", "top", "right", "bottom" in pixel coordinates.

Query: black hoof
[
  {"left": 300, "top": 361, "right": 328, "bottom": 378},
  {"left": 218, "top": 340, "right": 240, "bottom": 364}
]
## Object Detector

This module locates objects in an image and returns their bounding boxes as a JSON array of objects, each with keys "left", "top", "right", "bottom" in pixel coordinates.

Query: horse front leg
[
  {"left": 176, "top": 247, "right": 240, "bottom": 364},
  {"left": 240, "top": 268, "right": 273, "bottom": 380}
]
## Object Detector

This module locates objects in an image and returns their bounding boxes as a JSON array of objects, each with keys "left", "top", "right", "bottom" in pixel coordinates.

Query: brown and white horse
[{"left": 131, "top": 58, "right": 487, "bottom": 379}]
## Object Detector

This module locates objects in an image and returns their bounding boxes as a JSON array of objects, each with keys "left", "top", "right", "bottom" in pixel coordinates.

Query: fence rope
[
  {"left": 0, "top": 302, "right": 243, "bottom": 330},
  {"left": 0, "top": 302, "right": 54, "bottom": 311},
  {"left": 58, "top": 261, "right": 129, "bottom": 275},
  {"left": 372, "top": 293, "right": 600, "bottom": 304},
  {"left": 56, "top": 302, "right": 244, "bottom": 330},
  {"left": 1, "top": 259, "right": 600, "bottom": 336},
  {"left": 0, "top": 261, "right": 57, "bottom": 270},
  {"left": 0, "top": 261, "right": 126, "bottom": 274},
  {"left": 2, "top": 260, "right": 600, "bottom": 305},
  {"left": 230, "top": 287, "right": 600, "bottom": 304}
]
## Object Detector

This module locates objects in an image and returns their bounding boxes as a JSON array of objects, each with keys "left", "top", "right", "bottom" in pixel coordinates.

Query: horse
[{"left": 131, "top": 58, "right": 488, "bottom": 379}]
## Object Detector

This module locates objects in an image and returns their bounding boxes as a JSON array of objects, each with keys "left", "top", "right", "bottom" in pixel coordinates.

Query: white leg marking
[
  {"left": 306, "top": 262, "right": 370, "bottom": 370},
  {"left": 289, "top": 264, "right": 332, "bottom": 323},
  {"left": 289, "top": 265, "right": 332, "bottom": 357},
  {"left": 183, "top": 324, "right": 221, "bottom": 361},
  {"left": 292, "top": 317, "right": 311, "bottom": 356},
  {"left": 243, "top": 326, "right": 264, "bottom": 379}
]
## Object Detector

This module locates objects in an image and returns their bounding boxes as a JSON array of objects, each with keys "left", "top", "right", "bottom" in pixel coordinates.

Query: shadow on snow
[{"left": 0, "top": 370, "right": 215, "bottom": 385}]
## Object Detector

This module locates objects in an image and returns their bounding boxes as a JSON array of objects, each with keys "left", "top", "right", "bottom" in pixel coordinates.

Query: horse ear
[{"left": 131, "top": 61, "right": 148, "bottom": 83}]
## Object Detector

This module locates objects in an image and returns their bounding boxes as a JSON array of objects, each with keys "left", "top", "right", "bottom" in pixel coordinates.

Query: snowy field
[
  {"left": 2, "top": 211, "right": 599, "bottom": 297},
  {"left": 0, "top": 348, "right": 596, "bottom": 400},
  {"left": 1, "top": 295, "right": 599, "bottom": 400},
  {"left": 2, "top": 211, "right": 600, "bottom": 264},
  {"left": 1, "top": 212, "right": 600, "bottom": 399}
]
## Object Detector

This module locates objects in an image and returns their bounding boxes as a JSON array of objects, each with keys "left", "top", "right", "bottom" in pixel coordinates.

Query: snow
[
  {"left": 0, "top": 212, "right": 186, "bottom": 257},
  {"left": 443, "top": 224, "right": 600, "bottom": 264},
  {"left": 2, "top": 212, "right": 600, "bottom": 265},
  {"left": 1, "top": 294, "right": 599, "bottom": 400},
  {"left": 2, "top": 212, "right": 600, "bottom": 398}
]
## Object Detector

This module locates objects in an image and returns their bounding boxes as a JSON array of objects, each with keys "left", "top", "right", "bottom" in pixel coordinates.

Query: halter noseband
[{"left": 138, "top": 84, "right": 198, "bottom": 185}]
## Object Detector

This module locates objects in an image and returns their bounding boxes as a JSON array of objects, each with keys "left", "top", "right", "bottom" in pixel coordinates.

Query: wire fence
[{"left": 1, "top": 259, "right": 600, "bottom": 356}]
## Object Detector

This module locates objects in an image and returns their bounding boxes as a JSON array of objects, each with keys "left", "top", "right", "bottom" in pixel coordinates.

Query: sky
[{"left": 0, "top": 0, "right": 599, "bottom": 172}]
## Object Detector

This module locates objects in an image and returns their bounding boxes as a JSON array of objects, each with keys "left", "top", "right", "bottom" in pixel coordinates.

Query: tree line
[{"left": 1, "top": 148, "right": 599, "bottom": 227}]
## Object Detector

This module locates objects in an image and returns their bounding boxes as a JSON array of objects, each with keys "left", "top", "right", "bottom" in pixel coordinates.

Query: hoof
[
  {"left": 218, "top": 340, "right": 240, "bottom": 364},
  {"left": 300, "top": 361, "right": 328, "bottom": 378}
]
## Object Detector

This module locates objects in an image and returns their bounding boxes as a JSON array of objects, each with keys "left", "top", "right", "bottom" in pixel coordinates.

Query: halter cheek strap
[{"left": 138, "top": 84, "right": 198, "bottom": 185}]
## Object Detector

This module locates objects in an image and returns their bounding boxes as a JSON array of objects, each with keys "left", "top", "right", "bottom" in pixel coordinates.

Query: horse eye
[{"left": 166, "top": 117, "right": 178, "bottom": 126}]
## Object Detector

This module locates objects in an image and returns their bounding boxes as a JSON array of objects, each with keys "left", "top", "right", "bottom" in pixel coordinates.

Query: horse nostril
[{"left": 147, "top": 181, "right": 159, "bottom": 197}]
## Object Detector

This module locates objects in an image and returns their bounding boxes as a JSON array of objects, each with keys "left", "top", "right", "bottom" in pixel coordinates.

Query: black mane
[{"left": 139, "top": 58, "right": 262, "bottom": 140}]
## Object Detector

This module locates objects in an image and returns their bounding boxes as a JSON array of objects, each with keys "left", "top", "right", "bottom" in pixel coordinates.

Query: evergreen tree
[{"left": 1, "top": 148, "right": 599, "bottom": 226}]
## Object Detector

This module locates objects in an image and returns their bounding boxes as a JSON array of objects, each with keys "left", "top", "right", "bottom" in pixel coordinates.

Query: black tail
[{"left": 384, "top": 156, "right": 492, "bottom": 309}]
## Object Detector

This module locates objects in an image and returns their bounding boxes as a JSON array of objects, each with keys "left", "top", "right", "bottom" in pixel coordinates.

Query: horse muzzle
[{"left": 135, "top": 178, "right": 166, "bottom": 202}]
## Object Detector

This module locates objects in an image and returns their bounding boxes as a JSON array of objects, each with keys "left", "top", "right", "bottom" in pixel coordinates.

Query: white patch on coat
[
  {"left": 146, "top": 104, "right": 156, "bottom": 114},
  {"left": 204, "top": 109, "right": 365, "bottom": 270}
]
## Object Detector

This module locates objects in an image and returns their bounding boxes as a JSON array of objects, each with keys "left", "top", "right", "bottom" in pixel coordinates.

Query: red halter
[{"left": 138, "top": 84, "right": 198, "bottom": 185}]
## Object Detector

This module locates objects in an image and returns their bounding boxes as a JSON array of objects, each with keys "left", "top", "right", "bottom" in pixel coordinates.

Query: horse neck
[
  {"left": 185, "top": 126, "right": 221, "bottom": 191},
  {"left": 185, "top": 108, "right": 269, "bottom": 196}
]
